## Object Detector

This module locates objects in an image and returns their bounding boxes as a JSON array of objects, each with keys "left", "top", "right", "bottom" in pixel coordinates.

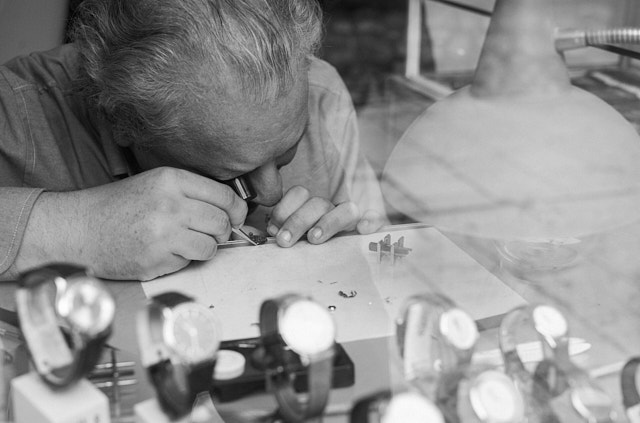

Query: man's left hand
[{"left": 266, "top": 185, "right": 386, "bottom": 247}]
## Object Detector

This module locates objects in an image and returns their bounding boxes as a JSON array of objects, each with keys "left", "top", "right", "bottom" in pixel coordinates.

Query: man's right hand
[{"left": 14, "top": 167, "right": 248, "bottom": 281}]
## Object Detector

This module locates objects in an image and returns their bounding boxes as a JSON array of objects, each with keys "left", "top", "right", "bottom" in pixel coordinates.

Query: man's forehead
[{"left": 205, "top": 74, "right": 309, "bottom": 144}]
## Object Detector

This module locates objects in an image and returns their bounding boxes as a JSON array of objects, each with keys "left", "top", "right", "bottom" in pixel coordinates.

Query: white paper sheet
[{"left": 142, "top": 225, "right": 525, "bottom": 343}]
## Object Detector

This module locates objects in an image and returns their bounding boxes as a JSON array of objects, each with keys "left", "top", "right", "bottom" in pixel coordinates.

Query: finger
[
  {"left": 275, "top": 197, "right": 334, "bottom": 247},
  {"left": 174, "top": 169, "right": 248, "bottom": 227},
  {"left": 172, "top": 230, "right": 219, "bottom": 261},
  {"left": 356, "top": 209, "right": 387, "bottom": 235},
  {"left": 306, "top": 201, "right": 361, "bottom": 244},
  {"left": 267, "top": 185, "right": 311, "bottom": 236},
  {"left": 182, "top": 200, "right": 233, "bottom": 243}
]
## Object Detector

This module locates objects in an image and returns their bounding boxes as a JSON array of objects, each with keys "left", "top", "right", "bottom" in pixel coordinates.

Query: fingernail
[
  {"left": 359, "top": 219, "right": 370, "bottom": 230},
  {"left": 310, "top": 227, "right": 323, "bottom": 240},
  {"left": 267, "top": 224, "right": 278, "bottom": 236},
  {"left": 279, "top": 230, "right": 291, "bottom": 243}
]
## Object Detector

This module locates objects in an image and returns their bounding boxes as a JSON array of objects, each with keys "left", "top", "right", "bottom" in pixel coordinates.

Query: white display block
[
  {"left": 135, "top": 398, "right": 174, "bottom": 423},
  {"left": 135, "top": 397, "right": 225, "bottom": 423},
  {"left": 11, "top": 372, "right": 110, "bottom": 423}
]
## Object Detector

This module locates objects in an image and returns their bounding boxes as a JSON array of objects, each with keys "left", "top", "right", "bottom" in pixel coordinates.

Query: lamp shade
[{"left": 381, "top": 0, "right": 640, "bottom": 241}]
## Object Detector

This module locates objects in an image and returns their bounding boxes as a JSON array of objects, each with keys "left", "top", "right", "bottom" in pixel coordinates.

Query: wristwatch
[
  {"left": 498, "top": 304, "right": 571, "bottom": 423},
  {"left": 465, "top": 369, "right": 525, "bottom": 423},
  {"left": 499, "top": 304, "right": 570, "bottom": 390},
  {"left": 532, "top": 350, "right": 616, "bottom": 422},
  {"left": 350, "top": 390, "right": 444, "bottom": 423},
  {"left": 621, "top": 357, "right": 640, "bottom": 423},
  {"left": 259, "top": 293, "right": 336, "bottom": 422},
  {"left": 501, "top": 304, "right": 615, "bottom": 423},
  {"left": 395, "top": 293, "right": 478, "bottom": 398},
  {"left": 16, "top": 263, "right": 115, "bottom": 388},
  {"left": 438, "top": 368, "right": 525, "bottom": 423},
  {"left": 137, "top": 292, "right": 221, "bottom": 419},
  {"left": 535, "top": 362, "right": 617, "bottom": 423}
]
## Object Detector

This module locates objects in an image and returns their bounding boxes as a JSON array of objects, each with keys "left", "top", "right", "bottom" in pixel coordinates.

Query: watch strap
[
  {"left": 533, "top": 358, "right": 571, "bottom": 398},
  {"left": 17, "top": 264, "right": 110, "bottom": 388},
  {"left": 396, "top": 293, "right": 476, "bottom": 396},
  {"left": 622, "top": 357, "right": 640, "bottom": 409},
  {"left": 500, "top": 304, "right": 570, "bottom": 381},
  {"left": 145, "top": 292, "right": 216, "bottom": 419},
  {"left": 150, "top": 359, "right": 188, "bottom": 419},
  {"left": 273, "top": 353, "right": 333, "bottom": 422},
  {"left": 47, "top": 333, "right": 109, "bottom": 388},
  {"left": 260, "top": 294, "right": 334, "bottom": 422},
  {"left": 349, "top": 391, "right": 392, "bottom": 423},
  {"left": 18, "top": 263, "right": 86, "bottom": 289},
  {"left": 149, "top": 358, "right": 216, "bottom": 420}
]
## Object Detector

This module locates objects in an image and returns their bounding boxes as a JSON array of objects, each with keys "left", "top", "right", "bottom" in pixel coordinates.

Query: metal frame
[{"left": 404, "top": 0, "right": 640, "bottom": 98}]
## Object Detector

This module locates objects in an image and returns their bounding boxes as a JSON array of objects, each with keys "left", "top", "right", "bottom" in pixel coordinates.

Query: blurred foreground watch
[
  {"left": 395, "top": 293, "right": 478, "bottom": 399},
  {"left": 622, "top": 357, "right": 640, "bottom": 423},
  {"left": 137, "top": 292, "right": 221, "bottom": 419},
  {"left": 501, "top": 304, "right": 616, "bottom": 423},
  {"left": 16, "top": 263, "right": 115, "bottom": 388},
  {"left": 350, "top": 390, "right": 444, "bottom": 423},
  {"left": 259, "top": 293, "right": 336, "bottom": 422}
]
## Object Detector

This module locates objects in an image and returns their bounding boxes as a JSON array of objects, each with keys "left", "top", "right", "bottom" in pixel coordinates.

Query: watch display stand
[
  {"left": 211, "top": 337, "right": 355, "bottom": 402},
  {"left": 134, "top": 395, "right": 225, "bottom": 423},
  {"left": 11, "top": 372, "right": 109, "bottom": 423}
]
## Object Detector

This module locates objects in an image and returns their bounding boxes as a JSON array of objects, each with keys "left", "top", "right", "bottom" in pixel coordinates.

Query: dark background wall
[{"left": 318, "top": 0, "right": 433, "bottom": 107}]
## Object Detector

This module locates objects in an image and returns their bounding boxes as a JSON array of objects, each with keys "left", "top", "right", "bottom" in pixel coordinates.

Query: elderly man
[{"left": 0, "top": 0, "right": 387, "bottom": 281}]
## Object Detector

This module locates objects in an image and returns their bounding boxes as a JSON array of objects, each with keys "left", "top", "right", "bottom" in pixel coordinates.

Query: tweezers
[{"left": 232, "top": 227, "right": 259, "bottom": 246}]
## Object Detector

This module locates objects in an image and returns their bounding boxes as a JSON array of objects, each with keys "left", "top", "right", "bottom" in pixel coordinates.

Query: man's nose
[{"left": 247, "top": 162, "right": 283, "bottom": 207}]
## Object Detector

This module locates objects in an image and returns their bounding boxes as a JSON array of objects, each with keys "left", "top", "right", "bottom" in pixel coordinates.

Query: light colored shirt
[{"left": 0, "top": 45, "right": 386, "bottom": 280}]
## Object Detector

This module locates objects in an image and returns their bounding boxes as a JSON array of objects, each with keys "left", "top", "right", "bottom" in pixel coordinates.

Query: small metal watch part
[
  {"left": 339, "top": 290, "right": 357, "bottom": 298},
  {"left": 369, "top": 234, "right": 412, "bottom": 264},
  {"left": 247, "top": 232, "right": 267, "bottom": 245}
]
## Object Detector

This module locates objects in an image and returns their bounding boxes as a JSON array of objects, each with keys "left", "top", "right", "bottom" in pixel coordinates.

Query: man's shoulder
[
  {"left": 1, "top": 44, "right": 80, "bottom": 90},
  {"left": 308, "top": 56, "right": 349, "bottom": 98}
]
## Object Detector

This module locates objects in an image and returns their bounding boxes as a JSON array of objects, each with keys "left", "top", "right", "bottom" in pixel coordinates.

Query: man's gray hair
[{"left": 72, "top": 0, "right": 323, "bottom": 146}]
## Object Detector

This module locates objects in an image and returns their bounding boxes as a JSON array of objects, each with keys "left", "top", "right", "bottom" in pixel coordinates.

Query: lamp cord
[{"left": 556, "top": 27, "right": 640, "bottom": 51}]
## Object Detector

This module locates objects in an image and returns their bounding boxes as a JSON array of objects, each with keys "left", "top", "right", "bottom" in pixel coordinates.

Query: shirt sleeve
[
  {"left": 0, "top": 188, "right": 43, "bottom": 281},
  {"left": 0, "top": 62, "right": 43, "bottom": 280},
  {"left": 307, "top": 58, "right": 390, "bottom": 221}
]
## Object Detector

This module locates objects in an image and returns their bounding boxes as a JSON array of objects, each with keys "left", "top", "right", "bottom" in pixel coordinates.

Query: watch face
[
  {"left": 381, "top": 392, "right": 444, "bottom": 423},
  {"left": 439, "top": 308, "right": 478, "bottom": 351},
  {"left": 533, "top": 305, "right": 568, "bottom": 339},
  {"left": 469, "top": 370, "right": 524, "bottom": 423},
  {"left": 164, "top": 303, "right": 221, "bottom": 363},
  {"left": 56, "top": 275, "right": 115, "bottom": 336},
  {"left": 279, "top": 299, "right": 335, "bottom": 356}
]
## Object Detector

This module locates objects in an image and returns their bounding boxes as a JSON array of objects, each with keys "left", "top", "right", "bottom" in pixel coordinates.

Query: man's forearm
[
  {"left": 12, "top": 192, "right": 88, "bottom": 277},
  {"left": 0, "top": 187, "right": 45, "bottom": 281}
]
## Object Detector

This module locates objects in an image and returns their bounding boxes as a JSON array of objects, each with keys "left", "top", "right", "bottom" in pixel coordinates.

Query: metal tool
[
  {"left": 226, "top": 176, "right": 261, "bottom": 246},
  {"left": 226, "top": 176, "right": 255, "bottom": 201},
  {"left": 232, "top": 227, "right": 259, "bottom": 246}
]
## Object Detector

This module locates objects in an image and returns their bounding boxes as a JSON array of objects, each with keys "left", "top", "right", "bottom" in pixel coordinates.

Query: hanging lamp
[{"left": 381, "top": 0, "right": 640, "bottom": 269}]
